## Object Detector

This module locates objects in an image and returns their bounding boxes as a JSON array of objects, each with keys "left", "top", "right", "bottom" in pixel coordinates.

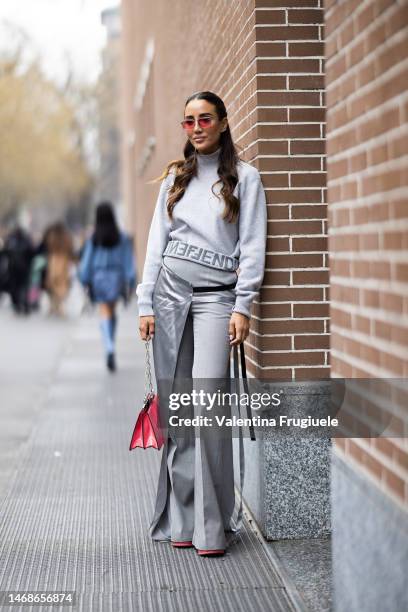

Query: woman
[
  {"left": 137, "top": 91, "right": 267, "bottom": 556},
  {"left": 43, "top": 222, "right": 75, "bottom": 317},
  {"left": 4, "top": 226, "right": 35, "bottom": 315},
  {"left": 79, "top": 202, "right": 136, "bottom": 372}
]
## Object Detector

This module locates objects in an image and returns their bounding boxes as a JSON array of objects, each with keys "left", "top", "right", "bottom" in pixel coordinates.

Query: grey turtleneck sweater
[{"left": 136, "top": 146, "right": 267, "bottom": 318}]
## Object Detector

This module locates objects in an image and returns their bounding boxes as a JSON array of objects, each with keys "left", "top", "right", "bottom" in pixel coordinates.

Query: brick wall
[
  {"left": 252, "top": 0, "right": 327, "bottom": 379},
  {"left": 325, "top": 0, "right": 408, "bottom": 509},
  {"left": 120, "top": 0, "right": 326, "bottom": 379}
]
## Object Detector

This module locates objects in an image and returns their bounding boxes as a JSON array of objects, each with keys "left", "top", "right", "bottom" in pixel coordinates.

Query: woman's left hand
[{"left": 229, "top": 312, "right": 250, "bottom": 346}]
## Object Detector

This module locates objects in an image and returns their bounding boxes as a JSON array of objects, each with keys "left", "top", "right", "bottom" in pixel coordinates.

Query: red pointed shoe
[
  {"left": 196, "top": 549, "right": 225, "bottom": 556},
  {"left": 171, "top": 540, "right": 193, "bottom": 548}
]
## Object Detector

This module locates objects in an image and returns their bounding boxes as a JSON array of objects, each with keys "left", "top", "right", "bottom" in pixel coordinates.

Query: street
[{"left": 0, "top": 286, "right": 304, "bottom": 612}]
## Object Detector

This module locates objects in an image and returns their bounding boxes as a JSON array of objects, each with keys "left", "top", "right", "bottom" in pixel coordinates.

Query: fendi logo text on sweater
[{"left": 163, "top": 240, "right": 239, "bottom": 271}]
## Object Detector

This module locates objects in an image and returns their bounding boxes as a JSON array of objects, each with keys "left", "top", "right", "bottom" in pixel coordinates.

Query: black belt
[{"left": 192, "top": 281, "right": 237, "bottom": 293}]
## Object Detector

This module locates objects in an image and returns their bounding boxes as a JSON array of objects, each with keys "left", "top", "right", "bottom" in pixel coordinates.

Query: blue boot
[{"left": 100, "top": 318, "right": 115, "bottom": 372}]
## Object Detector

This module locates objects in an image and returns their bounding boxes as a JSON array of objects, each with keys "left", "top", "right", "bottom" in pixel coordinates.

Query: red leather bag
[{"left": 129, "top": 338, "right": 164, "bottom": 450}]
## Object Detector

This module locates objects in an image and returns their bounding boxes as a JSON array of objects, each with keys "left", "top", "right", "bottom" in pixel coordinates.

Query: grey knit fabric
[{"left": 136, "top": 147, "right": 267, "bottom": 318}]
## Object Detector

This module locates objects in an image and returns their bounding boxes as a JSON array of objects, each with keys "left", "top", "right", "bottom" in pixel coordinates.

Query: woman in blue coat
[{"left": 78, "top": 202, "right": 136, "bottom": 371}]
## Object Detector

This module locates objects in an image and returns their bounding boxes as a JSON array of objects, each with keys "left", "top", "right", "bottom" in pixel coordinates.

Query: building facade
[{"left": 97, "top": 7, "right": 121, "bottom": 210}]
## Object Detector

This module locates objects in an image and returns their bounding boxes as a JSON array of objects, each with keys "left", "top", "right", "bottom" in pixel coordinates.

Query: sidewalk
[{"left": 0, "top": 302, "right": 307, "bottom": 612}]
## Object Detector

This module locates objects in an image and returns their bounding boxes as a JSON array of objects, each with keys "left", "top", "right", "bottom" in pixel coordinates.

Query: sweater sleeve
[
  {"left": 136, "top": 172, "right": 173, "bottom": 316},
  {"left": 231, "top": 166, "right": 267, "bottom": 319}
]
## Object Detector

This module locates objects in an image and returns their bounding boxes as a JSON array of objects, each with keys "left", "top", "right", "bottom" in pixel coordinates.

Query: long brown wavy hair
[{"left": 147, "top": 91, "right": 243, "bottom": 224}]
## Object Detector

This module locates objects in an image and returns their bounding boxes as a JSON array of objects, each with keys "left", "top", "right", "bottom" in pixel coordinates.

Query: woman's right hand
[{"left": 139, "top": 315, "right": 155, "bottom": 341}]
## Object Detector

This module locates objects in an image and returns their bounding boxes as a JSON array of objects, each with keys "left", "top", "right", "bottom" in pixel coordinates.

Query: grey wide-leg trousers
[{"left": 149, "top": 259, "right": 239, "bottom": 551}]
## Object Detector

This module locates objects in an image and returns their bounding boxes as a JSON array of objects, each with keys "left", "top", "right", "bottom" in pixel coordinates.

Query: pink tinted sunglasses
[{"left": 180, "top": 116, "right": 215, "bottom": 131}]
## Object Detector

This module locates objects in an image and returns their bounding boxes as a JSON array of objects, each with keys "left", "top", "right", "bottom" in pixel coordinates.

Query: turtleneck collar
[{"left": 196, "top": 146, "right": 221, "bottom": 167}]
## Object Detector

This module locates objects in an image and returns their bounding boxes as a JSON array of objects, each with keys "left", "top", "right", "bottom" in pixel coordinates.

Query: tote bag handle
[{"left": 232, "top": 343, "right": 256, "bottom": 441}]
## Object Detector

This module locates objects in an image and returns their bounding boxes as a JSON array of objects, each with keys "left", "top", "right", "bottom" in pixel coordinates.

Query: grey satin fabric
[{"left": 149, "top": 260, "right": 245, "bottom": 550}]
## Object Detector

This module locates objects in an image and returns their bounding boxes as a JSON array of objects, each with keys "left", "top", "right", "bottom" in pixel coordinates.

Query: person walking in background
[
  {"left": 0, "top": 235, "right": 10, "bottom": 302},
  {"left": 43, "top": 222, "right": 75, "bottom": 317},
  {"left": 78, "top": 202, "right": 136, "bottom": 372},
  {"left": 27, "top": 229, "right": 50, "bottom": 312},
  {"left": 27, "top": 251, "right": 47, "bottom": 312},
  {"left": 4, "top": 226, "right": 35, "bottom": 315}
]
